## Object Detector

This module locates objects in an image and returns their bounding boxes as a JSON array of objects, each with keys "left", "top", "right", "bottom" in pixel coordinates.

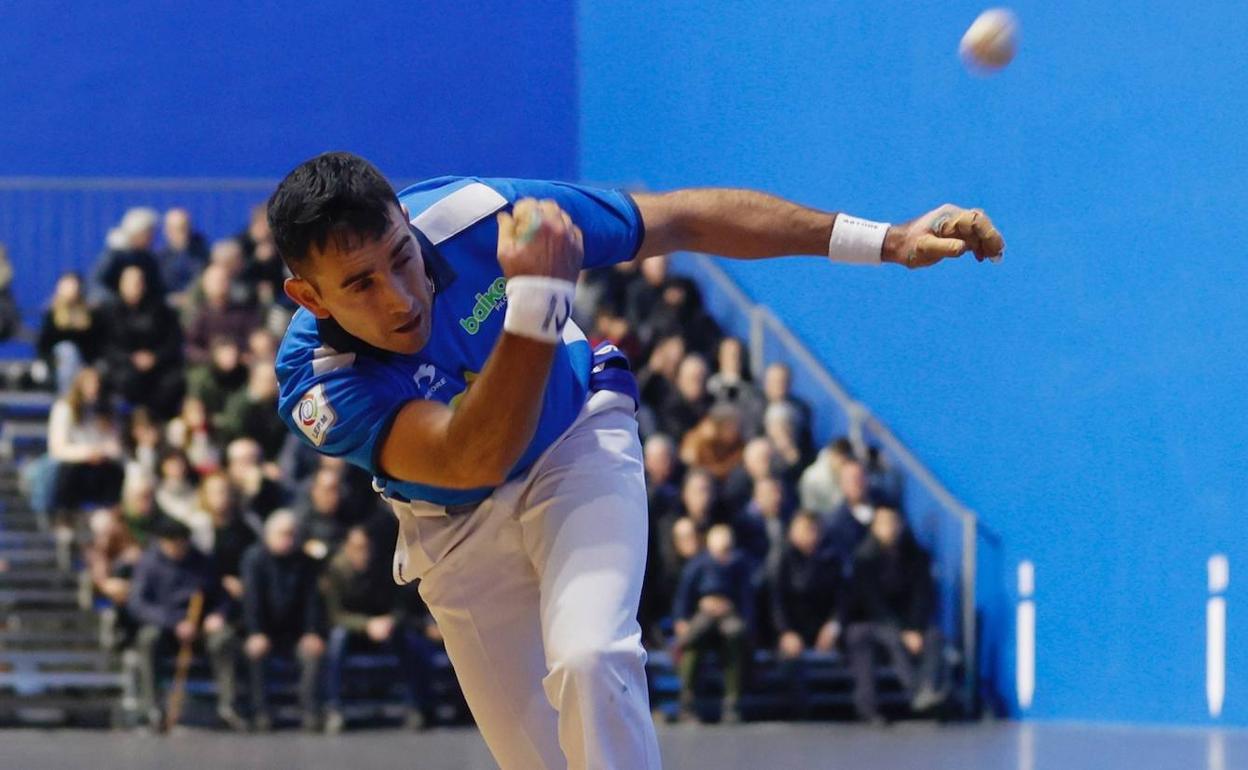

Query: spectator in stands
[
  {"left": 799, "top": 436, "right": 856, "bottom": 517},
  {"left": 187, "top": 337, "right": 249, "bottom": 425},
  {"left": 641, "top": 433, "right": 681, "bottom": 643},
  {"left": 85, "top": 507, "right": 141, "bottom": 609},
  {"left": 183, "top": 240, "right": 253, "bottom": 325},
  {"left": 820, "top": 460, "right": 878, "bottom": 562},
  {"left": 128, "top": 516, "right": 244, "bottom": 731},
  {"left": 37, "top": 272, "right": 99, "bottom": 393},
  {"left": 658, "top": 352, "right": 712, "bottom": 441},
  {"left": 647, "top": 276, "right": 720, "bottom": 356},
  {"left": 660, "top": 517, "right": 703, "bottom": 612},
  {"left": 762, "top": 401, "right": 809, "bottom": 487},
  {"left": 722, "top": 436, "right": 787, "bottom": 516},
  {"left": 0, "top": 244, "right": 19, "bottom": 342},
  {"left": 624, "top": 254, "right": 668, "bottom": 342},
  {"left": 707, "top": 337, "right": 763, "bottom": 435},
  {"left": 322, "top": 527, "right": 433, "bottom": 734},
  {"left": 165, "top": 395, "right": 222, "bottom": 475},
  {"left": 842, "top": 505, "right": 945, "bottom": 722},
  {"left": 92, "top": 207, "right": 165, "bottom": 301},
  {"left": 184, "top": 263, "right": 263, "bottom": 365},
  {"left": 771, "top": 512, "right": 844, "bottom": 717},
  {"left": 123, "top": 407, "right": 163, "bottom": 487},
  {"left": 735, "top": 476, "right": 788, "bottom": 582},
  {"left": 154, "top": 449, "right": 199, "bottom": 534},
  {"left": 157, "top": 208, "right": 209, "bottom": 297},
  {"left": 48, "top": 367, "right": 125, "bottom": 514},
  {"left": 242, "top": 510, "right": 327, "bottom": 731},
  {"left": 225, "top": 437, "right": 288, "bottom": 519},
  {"left": 864, "top": 445, "right": 905, "bottom": 509},
  {"left": 196, "top": 472, "right": 258, "bottom": 606},
  {"left": 680, "top": 403, "right": 745, "bottom": 483},
  {"left": 238, "top": 208, "right": 287, "bottom": 309},
  {"left": 246, "top": 327, "right": 279, "bottom": 366},
  {"left": 219, "top": 362, "right": 287, "bottom": 460},
  {"left": 673, "top": 524, "right": 752, "bottom": 724},
  {"left": 98, "top": 265, "right": 185, "bottom": 419},
  {"left": 762, "top": 362, "right": 814, "bottom": 458},
  {"left": 294, "top": 466, "right": 350, "bottom": 560},
  {"left": 119, "top": 473, "right": 168, "bottom": 549},
  {"left": 589, "top": 303, "right": 644, "bottom": 364},
  {"left": 635, "top": 334, "right": 685, "bottom": 436}
]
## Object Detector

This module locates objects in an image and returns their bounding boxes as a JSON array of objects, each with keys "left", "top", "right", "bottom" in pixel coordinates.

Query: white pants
[{"left": 389, "top": 390, "right": 662, "bottom": 770}]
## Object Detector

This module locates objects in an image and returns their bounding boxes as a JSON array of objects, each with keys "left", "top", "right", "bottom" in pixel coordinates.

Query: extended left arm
[{"left": 632, "top": 188, "right": 1005, "bottom": 269}]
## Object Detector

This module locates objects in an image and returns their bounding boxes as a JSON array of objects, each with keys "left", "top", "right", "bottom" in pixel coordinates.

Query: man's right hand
[
  {"left": 366, "top": 615, "right": 395, "bottom": 642},
  {"left": 496, "top": 198, "right": 583, "bottom": 282}
]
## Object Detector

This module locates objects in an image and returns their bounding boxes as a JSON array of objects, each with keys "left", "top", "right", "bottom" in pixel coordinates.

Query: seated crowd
[{"left": 27, "top": 203, "right": 948, "bottom": 732}]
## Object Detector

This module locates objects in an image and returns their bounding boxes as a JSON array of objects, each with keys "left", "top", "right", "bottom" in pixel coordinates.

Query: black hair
[{"left": 267, "top": 151, "right": 401, "bottom": 273}]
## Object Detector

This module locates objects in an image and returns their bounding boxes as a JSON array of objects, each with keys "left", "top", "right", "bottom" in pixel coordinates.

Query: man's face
[
  {"left": 266, "top": 519, "right": 297, "bottom": 556},
  {"left": 839, "top": 462, "right": 867, "bottom": 503},
  {"left": 871, "top": 507, "right": 903, "bottom": 548},
  {"left": 284, "top": 206, "right": 434, "bottom": 355},
  {"left": 310, "top": 470, "right": 341, "bottom": 514},
  {"left": 764, "top": 364, "right": 790, "bottom": 402},
  {"left": 119, "top": 266, "right": 146, "bottom": 307},
  {"left": 682, "top": 473, "right": 712, "bottom": 520},
  {"left": 344, "top": 530, "right": 370, "bottom": 572}
]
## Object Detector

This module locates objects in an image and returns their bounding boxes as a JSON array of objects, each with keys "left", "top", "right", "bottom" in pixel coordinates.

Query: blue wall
[
  {"left": 581, "top": 0, "right": 1248, "bottom": 725},
  {"left": 0, "top": 1, "right": 577, "bottom": 179}
]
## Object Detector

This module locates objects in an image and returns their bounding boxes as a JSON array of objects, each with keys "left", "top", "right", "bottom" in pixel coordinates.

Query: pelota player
[{"left": 270, "top": 151, "right": 1004, "bottom": 770}]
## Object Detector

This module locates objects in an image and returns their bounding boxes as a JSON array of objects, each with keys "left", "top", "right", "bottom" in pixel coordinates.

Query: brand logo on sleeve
[
  {"left": 458, "top": 277, "right": 509, "bottom": 335},
  {"left": 413, "top": 364, "right": 447, "bottom": 399},
  {"left": 293, "top": 383, "right": 336, "bottom": 447}
]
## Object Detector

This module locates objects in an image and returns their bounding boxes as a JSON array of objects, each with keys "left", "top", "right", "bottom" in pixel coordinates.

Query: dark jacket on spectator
[
  {"left": 322, "top": 551, "right": 398, "bottom": 633},
  {"left": 213, "top": 516, "right": 258, "bottom": 579},
  {"left": 97, "top": 296, "right": 184, "bottom": 380},
  {"left": 37, "top": 306, "right": 101, "bottom": 366},
  {"left": 673, "top": 550, "right": 754, "bottom": 623},
  {"left": 187, "top": 362, "right": 249, "bottom": 420},
  {"left": 840, "top": 533, "right": 935, "bottom": 632},
  {"left": 158, "top": 235, "right": 210, "bottom": 294},
  {"left": 657, "top": 390, "right": 711, "bottom": 443},
  {"left": 241, "top": 544, "right": 325, "bottom": 638},
  {"left": 770, "top": 545, "right": 843, "bottom": 644},
  {"left": 819, "top": 502, "right": 874, "bottom": 562},
  {"left": 127, "top": 545, "right": 225, "bottom": 629},
  {"left": 220, "top": 393, "right": 288, "bottom": 461},
  {"left": 184, "top": 302, "right": 263, "bottom": 365},
  {"left": 94, "top": 248, "right": 165, "bottom": 299}
]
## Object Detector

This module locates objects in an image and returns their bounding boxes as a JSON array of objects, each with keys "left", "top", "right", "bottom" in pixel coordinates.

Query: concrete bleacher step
[
  {"left": 0, "top": 513, "right": 44, "bottom": 532},
  {"left": 0, "top": 649, "right": 117, "bottom": 671},
  {"left": 0, "top": 391, "right": 55, "bottom": 419},
  {"left": 0, "top": 630, "right": 102, "bottom": 651},
  {"left": 0, "top": 569, "right": 78, "bottom": 588},
  {"left": 2, "top": 608, "right": 100, "bottom": 633},
  {"left": 0, "top": 670, "right": 125, "bottom": 694},
  {"left": 0, "top": 587, "right": 81, "bottom": 609},
  {"left": 0, "top": 531, "right": 54, "bottom": 547},
  {"left": 0, "top": 550, "right": 59, "bottom": 569}
]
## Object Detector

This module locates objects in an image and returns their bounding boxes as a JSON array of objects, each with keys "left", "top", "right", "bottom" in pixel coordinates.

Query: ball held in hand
[{"left": 960, "top": 8, "right": 1018, "bottom": 72}]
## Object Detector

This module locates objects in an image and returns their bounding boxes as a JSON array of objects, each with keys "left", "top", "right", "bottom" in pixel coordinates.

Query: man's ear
[{"left": 284, "top": 277, "right": 331, "bottom": 319}]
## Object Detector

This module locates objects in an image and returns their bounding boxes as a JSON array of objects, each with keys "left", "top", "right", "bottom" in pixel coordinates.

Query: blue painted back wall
[
  {"left": 581, "top": 0, "right": 1248, "bottom": 724},
  {"left": 0, "top": 1, "right": 577, "bottom": 179}
]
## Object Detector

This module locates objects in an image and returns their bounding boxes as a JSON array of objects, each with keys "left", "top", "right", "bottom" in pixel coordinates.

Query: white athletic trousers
[{"left": 388, "top": 390, "right": 663, "bottom": 770}]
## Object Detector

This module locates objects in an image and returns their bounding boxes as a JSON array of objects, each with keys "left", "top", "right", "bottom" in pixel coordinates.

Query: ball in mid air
[{"left": 960, "top": 8, "right": 1018, "bottom": 72}]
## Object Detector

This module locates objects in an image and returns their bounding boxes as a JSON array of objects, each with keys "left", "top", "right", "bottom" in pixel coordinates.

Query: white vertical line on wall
[
  {"left": 1207, "top": 730, "right": 1226, "bottom": 770},
  {"left": 1017, "top": 560, "right": 1036, "bottom": 711},
  {"left": 1208, "top": 554, "right": 1229, "bottom": 719}
]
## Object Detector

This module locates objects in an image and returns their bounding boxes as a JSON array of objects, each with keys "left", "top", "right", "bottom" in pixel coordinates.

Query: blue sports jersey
[{"left": 275, "top": 177, "right": 645, "bottom": 506}]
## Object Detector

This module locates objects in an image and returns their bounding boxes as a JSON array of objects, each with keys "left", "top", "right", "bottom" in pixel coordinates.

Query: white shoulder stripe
[
  {"left": 411, "top": 182, "right": 507, "bottom": 245},
  {"left": 311, "top": 345, "right": 356, "bottom": 376}
]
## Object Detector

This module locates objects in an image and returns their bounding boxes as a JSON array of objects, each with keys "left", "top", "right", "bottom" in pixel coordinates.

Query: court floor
[{"left": 0, "top": 721, "right": 1243, "bottom": 770}]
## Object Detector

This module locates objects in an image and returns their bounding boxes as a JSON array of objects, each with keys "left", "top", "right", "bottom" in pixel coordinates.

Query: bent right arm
[{"left": 378, "top": 199, "right": 583, "bottom": 490}]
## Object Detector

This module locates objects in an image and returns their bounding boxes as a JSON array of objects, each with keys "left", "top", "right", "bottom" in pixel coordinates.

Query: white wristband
[
  {"left": 828, "top": 214, "right": 890, "bottom": 265},
  {"left": 503, "top": 276, "right": 576, "bottom": 343}
]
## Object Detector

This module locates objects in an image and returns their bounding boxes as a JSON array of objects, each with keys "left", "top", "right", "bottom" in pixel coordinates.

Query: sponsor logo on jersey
[
  {"left": 293, "top": 383, "right": 336, "bottom": 447},
  {"left": 414, "top": 363, "right": 448, "bottom": 399},
  {"left": 458, "top": 277, "right": 509, "bottom": 335}
]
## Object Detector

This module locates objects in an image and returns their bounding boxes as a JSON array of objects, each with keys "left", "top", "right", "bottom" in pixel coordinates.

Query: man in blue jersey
[{"left": 270, "top": 152, "right": 1004, "bottom": 770}]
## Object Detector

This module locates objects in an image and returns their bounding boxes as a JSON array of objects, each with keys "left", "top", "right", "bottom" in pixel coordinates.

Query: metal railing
[{"left": 673, "top": 251, "right": 999, "bottom": 713}]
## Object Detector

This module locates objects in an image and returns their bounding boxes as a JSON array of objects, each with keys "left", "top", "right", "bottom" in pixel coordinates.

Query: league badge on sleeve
[{"left": 294, "top": 383, "right": 337, "bottom": 447}]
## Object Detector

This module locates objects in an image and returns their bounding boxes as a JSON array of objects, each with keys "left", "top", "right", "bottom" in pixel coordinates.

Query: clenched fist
[
  {"left": 883, "top": 204, "right": 1006, "bottom": 269},
  {"left": 496, "top": 198, "right": 584, "bottom": 282}
]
